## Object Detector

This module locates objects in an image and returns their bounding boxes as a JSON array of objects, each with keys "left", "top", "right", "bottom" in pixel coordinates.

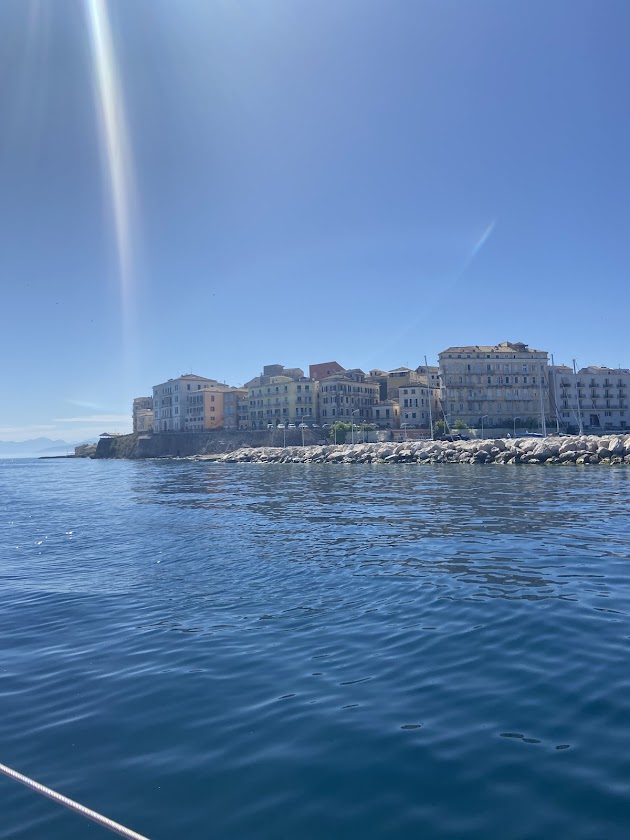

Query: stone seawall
[
  {"left": 213, "top": 434, "right": 630, "bottom": 465},
  {"left": 94, "top": 429, "right": 323, "bottom": 459}
]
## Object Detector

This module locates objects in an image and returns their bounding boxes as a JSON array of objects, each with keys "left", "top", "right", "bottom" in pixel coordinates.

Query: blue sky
[{"left": 1, "top": 0, "right": 629, "bottom": 441}]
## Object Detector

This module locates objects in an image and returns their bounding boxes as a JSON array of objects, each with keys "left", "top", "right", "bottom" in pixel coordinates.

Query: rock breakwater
[{"left": 211, "top": 434, "right": 630, "bottom": 465}]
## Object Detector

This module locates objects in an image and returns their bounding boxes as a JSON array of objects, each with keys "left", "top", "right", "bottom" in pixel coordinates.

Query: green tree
[
  {"left": 433, "top": 420, "right": 446, "bottom": 437},
  {"left": 329, "top": 421, "right": 352, "bottom": 444},
  {"left": 453, "top": 419, "right": 469, "bottom": 430}
]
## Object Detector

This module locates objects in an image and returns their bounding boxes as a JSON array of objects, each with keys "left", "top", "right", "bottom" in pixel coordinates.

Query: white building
[
  {"left": 399, "top": 384, "right": 432, "bottom": 428},
  {"left": 152, "top": 374, "right": 220, "bottom": 432},
  {"left": 549, "top": 365, "right": 629, "bottom": 432},
  {"left": 439, "top": 341, "right": 550, "bottom": 432}
]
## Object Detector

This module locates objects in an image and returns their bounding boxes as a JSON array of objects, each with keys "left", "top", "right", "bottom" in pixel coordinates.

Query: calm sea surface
[{"left": 1, "top": 459, "right": 630, "bottom": 839}]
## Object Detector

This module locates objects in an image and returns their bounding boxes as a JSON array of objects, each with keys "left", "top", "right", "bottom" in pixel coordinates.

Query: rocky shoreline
[{"left": 206, "top": 434, "right": 630, "bottom": 465}]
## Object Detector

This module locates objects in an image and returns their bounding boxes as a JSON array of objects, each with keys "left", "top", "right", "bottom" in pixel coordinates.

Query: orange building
[{"left": 185, "top": 387, "right": 248, "bottom": 431}]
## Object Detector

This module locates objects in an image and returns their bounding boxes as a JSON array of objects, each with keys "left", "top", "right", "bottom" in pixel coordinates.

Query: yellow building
[{"left": 248, "top": 376, "right": 319, "bottom": 428}]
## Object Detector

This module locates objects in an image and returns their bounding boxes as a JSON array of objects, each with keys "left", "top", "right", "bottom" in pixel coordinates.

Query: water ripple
[{"left": 0, "top": 459, "right": 629, "bottom": 839}]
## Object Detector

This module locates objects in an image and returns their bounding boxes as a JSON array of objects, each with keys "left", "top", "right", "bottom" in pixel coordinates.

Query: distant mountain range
[{"left": 0, "top": 437, "right": 97, "bottom": 458}]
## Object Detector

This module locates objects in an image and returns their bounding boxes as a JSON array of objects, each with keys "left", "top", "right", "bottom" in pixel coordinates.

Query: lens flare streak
[{"left": 85, "top": 0, "right": 134, "bottom": 308}]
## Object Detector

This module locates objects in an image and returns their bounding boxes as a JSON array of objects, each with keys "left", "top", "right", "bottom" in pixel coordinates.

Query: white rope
[{"left": 0, "top": 761, "right": 151, "bottom": 840}]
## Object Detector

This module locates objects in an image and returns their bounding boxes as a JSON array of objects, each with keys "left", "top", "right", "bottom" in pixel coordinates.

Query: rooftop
[{"left": 439, "top": 341, "right": 545, "bottom": 355}]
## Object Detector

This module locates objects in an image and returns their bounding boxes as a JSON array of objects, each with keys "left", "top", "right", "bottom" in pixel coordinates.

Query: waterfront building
[
  {"left": 185, "top": 386, "right": 248, "bottom": 432},
  {"left": 368, "top": 369, "right": 389, "bottom": 400},
  {"left": 237, "top": 396, "right": 250, "bottom": 430},
  {"left": 309, "top": 361, "right": 345, "bottom": 381},
  {"left": 399, "top": 384, "right": 432, "bottom": 428},
  {"left": 222, "top": 388, "right": 248, "bottom": 430},
  {"left": 245, "top": 364, "right": 305, "bottom": 389},
  {"left": 413, "top": 364, "right": 442, "bottom": 422},
  {"left": 132, "top": 397, "right": 153, "bottom": 432},
  {"left": 372, "top": 400, "right": 400, "bottom": 428},
  {"left": 134, "top": 409, "right": 153, "bottom": 433},
  {"left": 438, "top": 341, "right": 550, "bottom": 431},
  {"left": 152, "top": 374, "right": 220, "bottom": 432},
  {"left": 549, "top": 365, "right": 629, "bottom": 432},
  {"left": 385, "top": 367, "right": 421, "bottom": 398},
  {"left": 319, "top": 369, "right": 379, "bottom": 423},
  {"left": 415, "top": 364, "right": 440, "bottom": 386},
  {"left": 247, "top": 376, "right": 319, "bottom": 428}
]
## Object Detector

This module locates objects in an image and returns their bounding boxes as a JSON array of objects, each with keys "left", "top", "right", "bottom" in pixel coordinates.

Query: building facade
[
  {"left": 222, "top": 388, "right": 248, "bottom": 429},
  {"left": 152, "top": 374, "right": 220, "bottom": 432},
  {"left": 372, "top": 400, "right": 400, "bottom": 428},
  {"left": 309, "top": 361, "right": 345, "bottom": 381},
  {"left": 132, "top": 397, "right": 153, "bottom": 432},
  {"left": 439, "top": 341, "right": 550, "bottom": 431},
  {"left": 385, "top": 367, "right": 421, "bottom": 398},
  {"left": 319, "top": 369, "right": 379, "bottom": 423},
  {"left": 399, "top": 384, "right": 433, "bottom": 428},
  {"left": 247, "top": 376, "right": 319, "bottom": 428},
  {"left": 237, "top": 396, "right": 250, "bottom": 430},
  {"left": 185, "top": 386, "right": 249, "bottom": 431},
  {"left": 135, "top": 409, "right": 153, "bottom": 433},
  {"left": 549, "top": 365, "right": 629, "bottom": 432}
]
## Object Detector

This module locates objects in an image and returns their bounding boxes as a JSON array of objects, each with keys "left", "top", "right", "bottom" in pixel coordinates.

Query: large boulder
[{"left": 609, "top": 437, "right": 625, "bottom": 456}]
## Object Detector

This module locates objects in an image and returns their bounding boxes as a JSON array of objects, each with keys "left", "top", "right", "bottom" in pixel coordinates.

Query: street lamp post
[
  {"left": 513, "top": 416, "right": 520, "bottom": 438},
  {"left": 401, "top": 422, "right": 408, "bottom": 440},
  {"left": 424, "top": 355, "right": 434, "bottom": 440},
  {"left": 481, "top": 415, "right": 489, "bottom": 439},
  {"left": 351, "top": 409, "right": 360, "bottom": 444},
  {"left": 301, "top": 415, "right": 312, "bottom": 447}
]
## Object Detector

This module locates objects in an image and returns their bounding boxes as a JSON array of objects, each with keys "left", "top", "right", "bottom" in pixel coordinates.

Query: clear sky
[{"left": 1, "top": 0, "right": 629, "bottom": 441}]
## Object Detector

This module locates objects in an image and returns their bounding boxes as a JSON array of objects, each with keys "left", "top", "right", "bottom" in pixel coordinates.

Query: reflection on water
[{"left": 1, "top": 459, "right": 630, "bottom": 839}]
